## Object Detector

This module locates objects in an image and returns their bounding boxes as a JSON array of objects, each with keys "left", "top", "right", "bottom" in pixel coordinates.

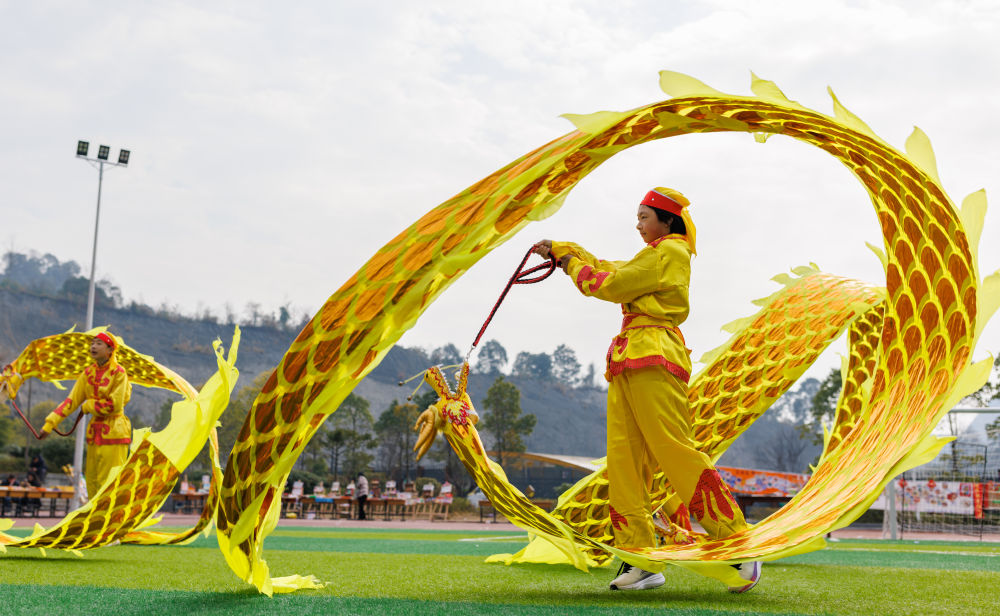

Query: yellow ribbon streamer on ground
[{"left": 0, "top": 329, "right": 240, "bottom": 551}]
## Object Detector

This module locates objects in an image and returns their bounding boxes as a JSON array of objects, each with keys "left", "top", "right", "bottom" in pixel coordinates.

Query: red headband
[
  {"left": 94, "top": 332, "right": 117, "bottom": 349},
  {"left": 640, "top": 189, "right": 683, "bottom": 215}
]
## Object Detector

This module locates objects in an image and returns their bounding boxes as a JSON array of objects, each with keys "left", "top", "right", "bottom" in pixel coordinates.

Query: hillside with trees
[
  {"left": 1, "top": 249, "right": 867, "bottom": 489},
  {"left": 0, "top": 251, "right": 609, "bottom": 477}
]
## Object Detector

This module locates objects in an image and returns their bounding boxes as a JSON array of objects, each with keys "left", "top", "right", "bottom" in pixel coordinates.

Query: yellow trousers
[
  {"left": 607, "top": 366, "right": 748, "bottom": 549},
  {"left": 84, "top": 443, "right": 129, "bottom": 499}
]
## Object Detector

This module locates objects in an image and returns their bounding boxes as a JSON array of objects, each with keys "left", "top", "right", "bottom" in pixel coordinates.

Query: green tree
[
  {"left": 301, "top": 424, "right": 326, "bottom": 471},
  {"left": 430, "top": 344, "right": 463, "bottom": 366},
  {"left": 552, "top": 344, "right": 581, "bottom": 385},
  {"left": 0, "top": 413, "right": 15, "bottom": 450},
  {"left": 12, "top": 400, "right": 70, "bottom": 470},
  {"left": 1, "top": 251, "right": 81, "bottom": 293},
  {"left": 984, "top": 355, "right": 1000, "bottom": 445},
  {"left": 344, "top": 432, "right": 377, "bottom": 479},
  {"left": 278, "top": 304, "right": 291, "bottom": 329},
  {"left": 987, "top": 415, "right": 1000, "bottom": 445},
  {"left": 335, "top": 393, "right": 373, "bottom": 440},
  {"left": 322, "top": 427, "right": 350, "bottom": 479},
  {"left": 225, "top": 373, "right": 270, "bottom": 454},
  {"left": 963, "top": 355, "right": 1000, "bottom": 406},
  {"left": 481, "top": 376, "right": 536, "bottom": 467},
  {"left": 798, "top": 367, "right": 842, "bottom": 446},
  {"left": 153, "top": 398, "right": 175, "bottom": 431},
  {"left": 186, "top": 371, "right": 269, "bottom": 473},
  {"left": 512, "top": 351, "right": 552, "bottom": 380},
  {"left": 24, "top": 400, "right": 56, "bottom": 454},
  {"left": 299, "top": 392, "right": 376, "bottom": 482},
  {"left": 473, "top": 339, "right": 508, "bottom": 375},
  {"left": 60, "top": 276, "right": 121, "bottom": 308},
  {"left": 40, "top": 433, "right": 74, "bottom": 469},
  {"left": 374, "top": 400, "right": 421, "bottom": 482},
  {"left": 332, "top": 393, "right": 376, "bottom": 479},
  {"left": 429, "top": 437, "right": 475, "bottom": 495}
]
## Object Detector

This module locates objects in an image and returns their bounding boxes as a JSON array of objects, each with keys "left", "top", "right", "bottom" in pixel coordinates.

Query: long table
[
  {"left": 169, "top": 492, "right": 208, "bottom": 514},
  {"left": 280, "top": 496, "right": 409, "bottom": 521},
  {"left": 0, "top": 486, "right": 74, "bottom": 517}
]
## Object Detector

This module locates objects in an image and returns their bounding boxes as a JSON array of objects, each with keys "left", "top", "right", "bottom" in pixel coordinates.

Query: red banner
[
  {"left": 872, "top": 480, "right": 975, "bottom": 514},
  {"left": 973, "top": 483, "right": 984, "bottom": 519},
  {"left": 986, "top": 482, "right": 1000, "bottom": 511}
]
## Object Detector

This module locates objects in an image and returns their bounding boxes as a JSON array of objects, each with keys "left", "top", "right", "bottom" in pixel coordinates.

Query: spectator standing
[
  {"left": 356, "top": 472, "right": 369, "bottom": 520},
  {"left": 30, "top": 454, "right": 47, "bottom": 485}
]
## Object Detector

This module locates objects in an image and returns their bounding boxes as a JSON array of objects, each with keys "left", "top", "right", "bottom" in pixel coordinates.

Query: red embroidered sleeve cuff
[{"left": 54, "top": 399, "right": 72, "bottom": 417}]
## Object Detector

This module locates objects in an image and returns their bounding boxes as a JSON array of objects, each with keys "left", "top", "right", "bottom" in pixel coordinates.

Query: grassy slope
[{"left": 1, "top": 528, "right": 998, "bottom": 616}]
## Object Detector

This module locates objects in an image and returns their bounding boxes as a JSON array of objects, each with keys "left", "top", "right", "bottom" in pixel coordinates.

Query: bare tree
[
  {"left": 244, "top": 302, "right": 262, "bottom": 327},
  {"left": 223, "top": 303, "right": 237, "bottom": 325},
  {"left": 760, "top": 422, "right": 809, "bottom": 472}
]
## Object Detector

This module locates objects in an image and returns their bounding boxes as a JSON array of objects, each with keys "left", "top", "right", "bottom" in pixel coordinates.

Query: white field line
[{"left": 830, "top": 547, "right": 1000, "bottom": 558}]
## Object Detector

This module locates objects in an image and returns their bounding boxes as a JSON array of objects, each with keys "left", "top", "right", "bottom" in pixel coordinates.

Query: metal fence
[{"left": 879, "top": 440, "right": 1000, "bottom": 539}]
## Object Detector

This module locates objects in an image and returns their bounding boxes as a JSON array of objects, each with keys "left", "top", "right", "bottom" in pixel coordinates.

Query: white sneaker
[
  {"left": 609, "top": 562, "right": 665, "bottom": 590},
  {"left": 728, "top": 561, "right": 762, "bottom": 593}
]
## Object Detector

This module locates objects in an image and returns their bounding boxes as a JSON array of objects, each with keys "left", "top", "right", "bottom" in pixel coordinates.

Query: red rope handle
[
  {"left": 7, "top": 395, "right": 83, "bottom": 439},
  {"left": 469, "top": 247, "right": 557, "bottom": 354}
]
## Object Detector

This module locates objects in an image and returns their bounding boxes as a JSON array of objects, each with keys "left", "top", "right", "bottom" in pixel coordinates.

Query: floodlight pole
[
  {"left": 85, "top": 160, "right": 104, "bottom": 331},
  {"left": 73, "top": 142, "right": 129, "bottom": 508}
]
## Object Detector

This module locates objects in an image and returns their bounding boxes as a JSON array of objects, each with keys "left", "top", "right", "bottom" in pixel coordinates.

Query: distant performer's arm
[{"left": 42, "top": 373, "right": 87, "bottom": 435}]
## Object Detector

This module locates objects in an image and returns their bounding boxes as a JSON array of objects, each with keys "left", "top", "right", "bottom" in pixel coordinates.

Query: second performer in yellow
[{"left": 41, "top": 331, "right": 133, "bottom": 500}]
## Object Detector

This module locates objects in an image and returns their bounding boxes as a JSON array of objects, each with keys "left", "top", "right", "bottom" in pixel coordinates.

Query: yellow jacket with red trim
[
  {"left": 551, "top": 234, "right": 692, "bottom": 382},
  {"left": 47, "top": 357, "right": 133, "bottom": 445}
]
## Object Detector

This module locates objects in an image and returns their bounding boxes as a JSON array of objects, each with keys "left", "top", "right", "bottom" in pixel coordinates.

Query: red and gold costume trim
[
  {"left": 688, "top": 468, "right": 738, "bottom": 524},
  {"left": 48, "top": 357, "right": 132, "bottom": 446},
  {"left": 551, "top": 235, "right": 694, "bottom": 383},
  {"left": 574, "top": 265, "right": 610, "bottom": 294},
  {"left": 605, "top": 313, "right": 692, "bottom": 382},
  {"left": 87, "top": 420, "right": 133, "bottom": 445},
  {"left": 609, "top": 505, "right": 629, "bottom": 531}
]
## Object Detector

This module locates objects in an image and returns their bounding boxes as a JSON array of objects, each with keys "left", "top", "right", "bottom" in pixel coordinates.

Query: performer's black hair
[{"left": 653, "top": 208, "right": 686, "bottom": 235}]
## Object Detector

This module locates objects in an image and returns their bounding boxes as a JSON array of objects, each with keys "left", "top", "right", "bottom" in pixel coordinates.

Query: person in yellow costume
[
  {"left": 532, "top": 187, "right": 761, "bottom": 593},
  {"left": 40, "top": 331, "right": 133, "bottom": 499}
]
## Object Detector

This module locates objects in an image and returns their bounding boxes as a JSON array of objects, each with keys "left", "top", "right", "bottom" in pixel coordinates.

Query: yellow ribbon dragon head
[{"left": 412, "top": 363, "right": 479, "bottom": 460}]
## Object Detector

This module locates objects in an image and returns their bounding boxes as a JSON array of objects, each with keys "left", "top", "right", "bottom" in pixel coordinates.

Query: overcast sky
[{"left": 2, "top": 1, "right": 999, "bottom": 384}]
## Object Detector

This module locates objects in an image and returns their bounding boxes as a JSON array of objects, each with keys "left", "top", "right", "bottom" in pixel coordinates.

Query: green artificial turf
[
  {"left": 0, "top": 586, "right": 802, "bottom": 616},
  {"left": 1, "top": 527, "right": 998, "bottom": 616}
]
